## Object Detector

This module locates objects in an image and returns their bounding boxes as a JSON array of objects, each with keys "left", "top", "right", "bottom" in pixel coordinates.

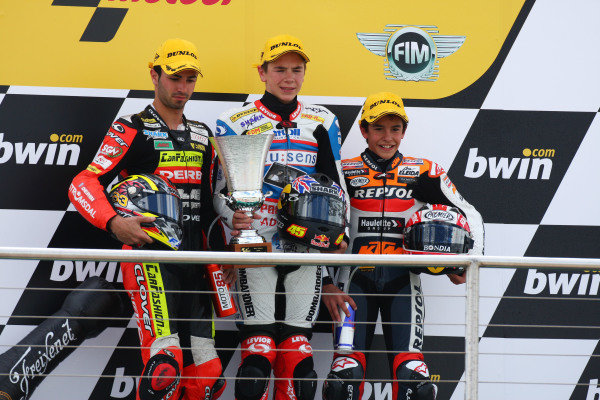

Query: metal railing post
[{"left": 465, "top": 259, "right": 480, "bottom": 399}]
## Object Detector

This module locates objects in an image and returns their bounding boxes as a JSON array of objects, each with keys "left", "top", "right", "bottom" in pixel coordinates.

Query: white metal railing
[{"left": 1, "top": 246, "right": 600, "bottom": 400}]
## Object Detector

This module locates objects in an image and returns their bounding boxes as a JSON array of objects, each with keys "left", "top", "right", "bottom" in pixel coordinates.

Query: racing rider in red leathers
[
  {"left": 321, "top": 92, "right": 484, "bottom": 400},
  {"left": 213, "top": 34, "right": 349, "bottom": 400},
  {"left": 68, "top": 38, "right": 227, "bottom": 400}
]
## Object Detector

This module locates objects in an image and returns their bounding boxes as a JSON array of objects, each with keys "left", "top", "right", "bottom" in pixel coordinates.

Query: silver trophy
[{"left": 210, "top": 133, "right": 274, "bottom": 246}]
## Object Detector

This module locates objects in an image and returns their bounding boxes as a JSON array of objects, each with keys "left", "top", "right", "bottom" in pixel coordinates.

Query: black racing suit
[
  {"left": 69, "top": 105, "right": 226, "bottom": 400},
  {"left": 323, "top": 148, "right": 484, "bottom": 400}
]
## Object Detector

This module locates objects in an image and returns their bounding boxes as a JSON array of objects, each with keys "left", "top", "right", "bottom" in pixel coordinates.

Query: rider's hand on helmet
[
  {"left": 231, "top": 210, "right": 260, "bottom": 236},
  {"left": 108, "top": 215, "right": 155, "bottom": 246},
  {"left": 448, "top": 271, "right": 466, "bottom": 285},
  {"left": 320, "top": 240, "right": 348, "bottom": 254}
]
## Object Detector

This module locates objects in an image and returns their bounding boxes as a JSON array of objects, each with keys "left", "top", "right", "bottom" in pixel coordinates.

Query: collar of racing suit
[
  {"left": 260, "top": 91, "right": 299, "bottom": 121},
  {"left": 363, "top": 148, "right": 403, "bottom": 172},
  {"left": 146, "top": 105, "right": 188, "bottom": 132}
]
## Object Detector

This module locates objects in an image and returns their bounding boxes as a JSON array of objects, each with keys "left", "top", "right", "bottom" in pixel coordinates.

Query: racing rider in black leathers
[
  {"left": 213, "top": 34, "right": 349, "bottom": 400},
  {"left": 68, "top": 39, "right": 227, "bottom": 400},
  {"left": 321, "top": 92, "right": 484, "bottom": 400}
]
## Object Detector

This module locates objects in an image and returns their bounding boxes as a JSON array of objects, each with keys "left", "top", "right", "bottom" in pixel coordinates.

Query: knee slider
[
  {"left": 396, "top": 360, "right": 437, "bottom": 400},
  {"left": 322, "top": 356, "right": 364, "bottom": 400},
  {"left": 235, "top": 354, "right": 272, "bottom": 400},
  {"left": 292, "top": 357, "right": 317, "bottom": 400},
  {"left": 138, "top": 348, "right": 182, "bottom": 400}
]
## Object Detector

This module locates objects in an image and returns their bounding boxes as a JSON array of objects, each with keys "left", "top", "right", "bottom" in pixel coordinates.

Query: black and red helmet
[
  {"left": 277, "top": 173, "right": 347, "bottom": 251},
  {"left": 109, "top": 173, "right": 183, "bottom": 250}
]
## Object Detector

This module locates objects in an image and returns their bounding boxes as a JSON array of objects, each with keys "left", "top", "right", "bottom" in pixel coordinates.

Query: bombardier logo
[
  {"left": 0, "top": 133, "right": 80, "bottom": 165},
  {"left": 465, "top": 148, "right": 554, "bottom": 180}
]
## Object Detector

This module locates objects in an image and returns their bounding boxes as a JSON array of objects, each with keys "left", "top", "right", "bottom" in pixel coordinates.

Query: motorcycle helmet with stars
[{"left": 109, "top": 173, "right": 183, "bottom": 250}]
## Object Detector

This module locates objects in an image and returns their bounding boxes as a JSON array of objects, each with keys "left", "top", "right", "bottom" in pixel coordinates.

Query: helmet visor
[
  {"left": 404, "top": 222, "right": 472, "bottom": 254},
  {"left": 286, "top": 194, "right": 345, "bottom": 226},
  {"left": 134, "top": 191, "right": 181, "bottom": 223}
]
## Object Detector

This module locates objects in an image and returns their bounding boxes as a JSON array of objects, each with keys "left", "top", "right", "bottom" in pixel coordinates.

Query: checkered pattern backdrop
[{"left": 1, "top": 1, "right": 600, "bottom": 399}]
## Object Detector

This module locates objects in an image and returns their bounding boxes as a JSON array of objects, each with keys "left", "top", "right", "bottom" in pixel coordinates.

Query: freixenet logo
[
  {"left": 464, "top": 147, "right": 555, "bottom": 180},
  {"left": 51, "top": 0, "right": 232, "bottom": 42}
]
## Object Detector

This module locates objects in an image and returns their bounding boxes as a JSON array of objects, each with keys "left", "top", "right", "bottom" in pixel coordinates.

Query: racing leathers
[
  {"left": 214, "top": 91, "right": 349, "bottom": 400},
  {"left": 322, "top": 148, "right": 484, "bottom": 400},
  {"left": 68, "top": 105, "right": 226, "bottom": 400}
]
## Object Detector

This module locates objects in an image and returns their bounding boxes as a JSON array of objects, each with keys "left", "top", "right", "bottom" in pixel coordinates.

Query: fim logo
[
  {"left": 465, "top": 147, "right": 555, "bottom": 180},
  {"left": 357, "top": 25, "right": 465, "bottom": 82}
]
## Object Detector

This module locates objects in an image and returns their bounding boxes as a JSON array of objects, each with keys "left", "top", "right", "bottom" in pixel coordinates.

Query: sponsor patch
[
  {"left": 86, "top": 165, "right": 101, "bottom": 174},
  {"left": 342, "top": 160, "right": 364, "bottom": 169},
  {"left": 190, "top": 132, "right": 208, "bottom": 145},
  {"left": 358, "top": 217, "right": 404, "bottom": 233},
  {"left": 154, "top": 140, "right": 173, "bottom": 150},
  {"left": 353, "top": 187, "right": 413, "bottom": 199},
  {"left": 343, "top": 168, "right": 368, "bottom": 177},
  {"left": 246, "top": 122, "right": 273, "bottom": 136},
  {"left": 267, "top": 150, "right": 317, "bottom": 167},
  {"left": 301, "top": 113, "right": 325, "bottom": 123},
  {"left": 349, "top": 176, "right": 369, "bottom": 187},
  {"left": 423, "top": 210, "right": 454, "bottom": 221},
  {"left": 159, "top": 151, "right": 203, "bottom": 167},
  {"left": 331, "top": 357, "right": 359, "bottom": 372},
  {"left": 310, "top": 234, "right": 330, "bottom": 248},
  {"left": 398, "top": 165, "right": 421, "bottom": 176},
  {"left": 111, "top": 122, "right": 125, "bottom": 134},
  {"left": 143, "top": 130, "right": 168, "bottom": 140},
  {"left": 100, "top": 144, "right": 123, "bottom": 158},
  {"left": 240, "top": 113, "right": 265, "bottom": 128},
  {"left": 189, "top": 124, "right": 209, "bottom": 135},
  {"left": 402, "top": 158, "right": 424, "bottom": 165},
  {"left": 142, "top": 121, "right": 162, "bottom": 128},
  {"left": 230, "top": 107, "right": 259, "bottom": 122},
  {"left": 92, "top": 154, "right": 112, "bottom": 169}
]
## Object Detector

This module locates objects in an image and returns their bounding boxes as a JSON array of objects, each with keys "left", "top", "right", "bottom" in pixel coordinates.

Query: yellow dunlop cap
[
  {"left": 359, "top": 92, "right": 409, "bottom": 126},
  {"left": 255, "top": 34, "right": 310, "bottom": 67},
  {"left": 149, "top": 38, "right": 203, "bottom": 77}
]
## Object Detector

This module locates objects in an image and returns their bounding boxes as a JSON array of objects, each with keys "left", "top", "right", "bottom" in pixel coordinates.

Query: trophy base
[{"left": 226, "top": 242, "right": 274, "bottom": 268}]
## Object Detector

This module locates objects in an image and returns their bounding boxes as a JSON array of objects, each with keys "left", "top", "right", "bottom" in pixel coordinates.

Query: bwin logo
[
  {"left": 357, "top": 25, "right": 465, "bottom": 81},
  {"left": 464, "top": 148, "right": 554, "bottom": 180},
  {"left": 0, "top": 133, "right": 80, "bottom": 165}
]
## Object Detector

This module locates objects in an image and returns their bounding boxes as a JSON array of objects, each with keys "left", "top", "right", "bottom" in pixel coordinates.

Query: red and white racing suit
[
  {"left": 68, "top": 105, "right": 226, "bottom": 400},
  {"left": 214, "top": 92, "right": 349, "bottom": 400},
  {"left": 323, "top": 148, "right": 484, "bottom": 400}
]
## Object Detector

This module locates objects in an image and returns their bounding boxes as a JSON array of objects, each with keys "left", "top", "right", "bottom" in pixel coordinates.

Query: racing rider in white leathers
[
  {"left": 321, "top": 92, "right": 484, "bottom": 400},
  {"left": 213, "top": 34, "right": 349, "bottom": 400}
]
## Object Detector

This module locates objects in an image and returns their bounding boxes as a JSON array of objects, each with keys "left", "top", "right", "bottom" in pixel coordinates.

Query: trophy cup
[{"left": 210, "top": 133, "right": 275, "bottom": 266}]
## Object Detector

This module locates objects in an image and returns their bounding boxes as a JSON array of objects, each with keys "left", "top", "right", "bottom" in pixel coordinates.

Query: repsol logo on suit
[{"left": 353, "top": 187, "right": 413, "bottom": 199}]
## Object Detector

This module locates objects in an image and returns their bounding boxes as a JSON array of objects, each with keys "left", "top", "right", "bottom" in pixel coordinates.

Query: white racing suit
[
  {"left": 214, "top": 93, "right": 349, "bottom": 400},
  {"left": 322, "top": 149, "right": 484, "bottom": 400}
]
